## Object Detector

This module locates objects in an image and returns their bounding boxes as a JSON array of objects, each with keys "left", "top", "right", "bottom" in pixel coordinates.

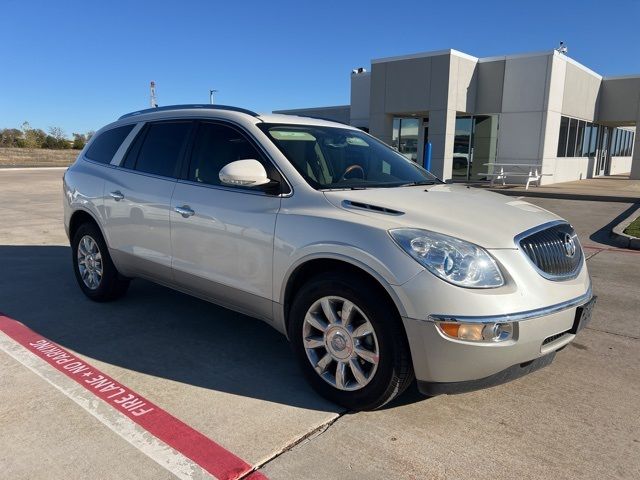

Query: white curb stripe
[{"left": 0, "top": 331, "right": 214, "bottom": 480}]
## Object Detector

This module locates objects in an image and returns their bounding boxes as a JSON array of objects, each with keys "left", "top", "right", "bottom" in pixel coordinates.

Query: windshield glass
[{"left": 258, "top": 123, "right": 440, "bottom": 189}]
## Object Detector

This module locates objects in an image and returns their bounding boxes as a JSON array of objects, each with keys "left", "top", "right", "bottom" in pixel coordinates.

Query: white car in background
[{"left": 63, "top": 105, "right": 595, "bottom": 410}]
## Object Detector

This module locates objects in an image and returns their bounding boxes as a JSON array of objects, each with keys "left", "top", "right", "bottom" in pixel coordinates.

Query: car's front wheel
[
  {"left": 72, "top": 222, "right": 129, "bottom": 302},
  {"left": 289, "top": 272, "right": 413, "bottom": 410}
]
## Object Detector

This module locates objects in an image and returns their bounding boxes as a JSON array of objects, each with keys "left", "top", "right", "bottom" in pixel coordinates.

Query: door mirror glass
[{"left": 219, "top": 159, "right": 271, "bottom": 187}]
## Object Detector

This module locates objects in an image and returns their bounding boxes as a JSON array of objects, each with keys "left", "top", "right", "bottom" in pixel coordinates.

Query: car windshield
[{"left": 258, "top": 123, "right": 440, "bottom": 190}]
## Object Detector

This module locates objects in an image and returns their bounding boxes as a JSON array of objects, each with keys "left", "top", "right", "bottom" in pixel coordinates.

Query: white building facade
[{"left": 276, "top": 49, "right": 640, "bottom": 185}]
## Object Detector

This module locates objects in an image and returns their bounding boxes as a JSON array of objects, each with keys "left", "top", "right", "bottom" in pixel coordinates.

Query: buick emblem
[{"left": 562, "top": 233, "right": 576, "bottom": 258}]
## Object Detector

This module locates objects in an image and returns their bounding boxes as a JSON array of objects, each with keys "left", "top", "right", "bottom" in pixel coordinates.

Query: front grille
[{"left": 517, "top": 223, "right": 583, "bottom": 280}]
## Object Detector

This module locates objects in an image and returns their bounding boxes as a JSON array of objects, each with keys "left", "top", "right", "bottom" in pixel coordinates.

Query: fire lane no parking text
[{"left": 0, "top": 314, "right": 267, "bottom": 480}]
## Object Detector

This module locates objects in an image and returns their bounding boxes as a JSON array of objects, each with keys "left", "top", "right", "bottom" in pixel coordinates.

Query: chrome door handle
[
  {"left": 109, "top": 190, "right": 124, "bottom": 201},
  {"left": 174, "top": 205, "right": 195, "bottom": 218}
]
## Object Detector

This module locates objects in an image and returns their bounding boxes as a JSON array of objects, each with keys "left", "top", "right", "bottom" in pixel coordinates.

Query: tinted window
[
  {"left": 566, "top": 118, "right": 577, "bottom": 157},
  {"left": 612, "top": 129, "right": 620, "bottom": 156},
  {"left": 581, "top": 123, "right": 592, "bottom": 157},
  {"left": 575, "top": 121, "right": 585, "bottom": 156},
  {"left": 188, "top": 123, "right": 265, "bottom": 186},
  {"left": 133, "top": 122, "right": 192, "bottom": 178},
  {"left": 557, "top": 116, "right": 569, "bottom": 157},
  {"left": 85, "top": 124, "right": 135, "bottom": 164},
  {"left": 588, "top": 124, "right": 599, "bottom": 157}
]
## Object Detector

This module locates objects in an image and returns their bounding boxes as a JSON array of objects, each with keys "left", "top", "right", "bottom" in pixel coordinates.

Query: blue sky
[{"left": 2, "top": 0, "right": 639, "bottom": 135}]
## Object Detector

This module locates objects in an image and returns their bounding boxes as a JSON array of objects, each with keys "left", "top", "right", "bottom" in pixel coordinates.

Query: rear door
[
  {"left": 169, "top": 121, "right": 283, "bottom": 320},
  {"left": 103, "top": 120, "right": 194, "bottom": 281}
]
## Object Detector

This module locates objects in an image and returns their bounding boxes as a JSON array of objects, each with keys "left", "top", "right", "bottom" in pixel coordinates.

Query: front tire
[
  {"left": 289, "top": 272, "right": 413, "bottom": 410},
  {"left": 72, "top": 222, "right": 129, "bottom": 302}
]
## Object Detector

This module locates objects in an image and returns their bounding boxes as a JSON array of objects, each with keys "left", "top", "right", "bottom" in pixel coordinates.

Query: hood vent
[{"left": 342, "top": 200, "right": 404, "bottom": 216}]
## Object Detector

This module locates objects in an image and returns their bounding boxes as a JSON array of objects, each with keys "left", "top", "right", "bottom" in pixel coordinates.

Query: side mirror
[{"left": 219, "top": 159, "right": 271, "bottom": 187}]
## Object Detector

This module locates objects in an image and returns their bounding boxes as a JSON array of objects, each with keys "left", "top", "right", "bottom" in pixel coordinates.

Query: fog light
[
  {"left": 436, "top": 321, "right": 513, "bottom": 343},
  {"left": 489, "top": 322, "right": 513, "bottom": 342}
]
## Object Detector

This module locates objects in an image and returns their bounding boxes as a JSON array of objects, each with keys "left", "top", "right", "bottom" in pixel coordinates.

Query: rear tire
[
  {"left": 72, "top": 222, "right": 129, "bottom": 302},
  {"left": 289, "top": 272, "right": 413, "bottom": 410}
]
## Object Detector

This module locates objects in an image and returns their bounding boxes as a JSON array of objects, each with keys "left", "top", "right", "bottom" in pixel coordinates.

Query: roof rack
[{"left": 118, "top": 104, "right": 259, "bottom": 120}]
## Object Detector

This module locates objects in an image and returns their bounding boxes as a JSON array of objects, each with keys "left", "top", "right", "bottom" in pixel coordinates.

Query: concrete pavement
[
  {"left": 1, "top": 169, "right": 638, "bottom": 479},
  {"left": 474, "top": 174, "right": 640, "bottom": 203}
]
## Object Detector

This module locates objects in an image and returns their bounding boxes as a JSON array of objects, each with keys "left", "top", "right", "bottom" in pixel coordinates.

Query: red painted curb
[{"left": 0, "top": 315, "right": 267, "bottom": 480}]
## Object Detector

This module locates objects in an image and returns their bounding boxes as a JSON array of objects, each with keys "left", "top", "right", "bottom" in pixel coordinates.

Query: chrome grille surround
[{"left": 515, "top": 221, "right": 583, "bottom": 281}]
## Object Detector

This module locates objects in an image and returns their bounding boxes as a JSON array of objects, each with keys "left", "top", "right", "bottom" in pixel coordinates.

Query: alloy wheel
[
  {"left": 77, "top": 235, "right": 103, "bottom": 290},
  {"left": 302, "top": 296, "right": 379, "bottom": 391}
]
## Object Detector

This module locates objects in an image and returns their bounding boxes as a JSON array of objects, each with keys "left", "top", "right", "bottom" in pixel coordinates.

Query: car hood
[{"left": 323, "top": 184, "right": 562, "bottom": 249}]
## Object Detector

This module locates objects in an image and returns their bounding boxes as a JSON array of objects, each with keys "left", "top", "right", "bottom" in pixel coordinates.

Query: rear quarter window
[{"left": 85, "top": 124, "right": 135, "bottom": 164}]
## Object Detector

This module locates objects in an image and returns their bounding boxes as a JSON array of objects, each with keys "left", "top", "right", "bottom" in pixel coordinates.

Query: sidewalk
[{"left": 468, "top": 175, "right": 640, "bottom": 203}]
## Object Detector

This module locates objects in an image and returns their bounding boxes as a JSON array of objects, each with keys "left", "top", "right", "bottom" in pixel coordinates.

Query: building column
[
  {"left": 368, "top": 113, "right": 393, "bottom": 146},
  {"left": 631, "top": 105, "right": 640, "bottom": 179},
  {"left": 428, "top": 109, "right": 456, "bottom": 180}
]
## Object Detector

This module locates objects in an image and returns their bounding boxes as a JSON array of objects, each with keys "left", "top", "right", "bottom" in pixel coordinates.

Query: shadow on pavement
[
  {"left": 588, "top": 202, "right": 640, "bottom": 247},
  {"left": 0, "top": 245, "right": 349, "bottom": 413}
]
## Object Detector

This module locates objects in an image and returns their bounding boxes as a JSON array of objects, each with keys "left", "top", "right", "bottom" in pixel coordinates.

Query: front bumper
[
  {"left": 417, "top": 351, "right": 557, "bottom": 396},
  {"left": 401, "top": 289, "right": 595, "bottom": 394}
]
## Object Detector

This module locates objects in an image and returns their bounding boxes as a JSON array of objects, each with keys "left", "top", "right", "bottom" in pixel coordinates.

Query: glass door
[
  {"left": 596, "top": 127, "right": 610, "bottom": 176},
  {"left": 452, "top": 115, "right": 499, "bottom": 181},
  {"left": 470, "top": 115, "right": 498, "bottom": 180},
  {"left": 452, "top": 116, "right": 473, "bottom": 180},
  {"left": 391, "top": 118, "right": 420, "bottom": 162}
]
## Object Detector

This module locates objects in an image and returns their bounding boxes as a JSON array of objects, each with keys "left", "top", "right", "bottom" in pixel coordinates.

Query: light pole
[{"left": 209, "top": 89, "right": 218, "bottom": 105}]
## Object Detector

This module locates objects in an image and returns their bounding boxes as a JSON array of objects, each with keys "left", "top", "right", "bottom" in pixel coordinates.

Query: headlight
[{"left": 389, "top": 228, "right": 504, "bottom": 288}]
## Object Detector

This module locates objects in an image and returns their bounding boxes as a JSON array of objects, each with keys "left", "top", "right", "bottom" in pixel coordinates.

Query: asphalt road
[{"left": 1, "top": 168, "right": 638, "bottom": 479}]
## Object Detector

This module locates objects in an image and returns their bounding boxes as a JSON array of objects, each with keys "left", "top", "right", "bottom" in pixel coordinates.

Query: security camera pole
[{"left": 209, "top": 89, "right": 218, "bottom": 105}]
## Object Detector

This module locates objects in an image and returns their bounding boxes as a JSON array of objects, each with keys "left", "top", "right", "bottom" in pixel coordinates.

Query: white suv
[{"left": 63, "top": 105, "right": 595, "bottom": 410}]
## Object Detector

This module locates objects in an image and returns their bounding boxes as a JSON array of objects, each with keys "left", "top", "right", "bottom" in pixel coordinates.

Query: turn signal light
[{"left": 436, "top": 321, "right": 513, "bottom": 343}]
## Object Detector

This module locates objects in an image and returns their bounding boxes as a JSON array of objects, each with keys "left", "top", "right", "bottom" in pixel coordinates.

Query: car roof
[{"left": 112, "top": 104, "right": 355, "bottom": 131}]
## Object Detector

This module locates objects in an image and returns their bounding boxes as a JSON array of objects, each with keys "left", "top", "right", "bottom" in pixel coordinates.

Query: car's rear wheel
[
  {"left": 72, "top": 222, "right": 129, "bottom": 301},
  {"left": 289, "top": 272, "right": 413, "bottom": 410}
]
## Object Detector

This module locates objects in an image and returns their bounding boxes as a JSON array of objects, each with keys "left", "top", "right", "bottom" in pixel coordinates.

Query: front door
[{"left": 170, "top": 121, "right": 281, "bottom": 321}]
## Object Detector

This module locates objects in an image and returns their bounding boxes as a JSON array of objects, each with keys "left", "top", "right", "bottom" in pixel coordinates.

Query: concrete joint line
[
  {"left": 241, "top": 412, "right": 346, "bottom": 478},
  {"left": 585, "top": 326, "right": 640, "bottom": 341},
  {"left": 585, "top": 249, "right": 604, "bottom": 261}
]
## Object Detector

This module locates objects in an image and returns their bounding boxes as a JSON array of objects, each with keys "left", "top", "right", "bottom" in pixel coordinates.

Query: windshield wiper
[
  {"left": 320, "top": 185, "right": 368, "bottom": 191},
  {"left": 396, "top": 180, "right": 437, "bottom": 187}
]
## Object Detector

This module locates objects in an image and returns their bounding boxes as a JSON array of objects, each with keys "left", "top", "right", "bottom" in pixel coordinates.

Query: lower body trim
[{"left": 417, "top": 351, "right": 556, "bottom": 396}]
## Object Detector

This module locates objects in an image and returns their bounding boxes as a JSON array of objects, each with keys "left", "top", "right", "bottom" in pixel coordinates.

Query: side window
[
  {"left": 188, "top": 122, "right": 267, "bottom": 187},
  {"left": 85, "top": 124, "right": 135, "bottom": 164},
  {"left": 129, "top": 122, "right": 192, "bottom": 178}
]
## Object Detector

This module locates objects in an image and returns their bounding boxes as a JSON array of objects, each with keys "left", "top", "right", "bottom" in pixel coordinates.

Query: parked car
[{"left": 63, "top": 105, "right": 595, "bottom": 410}]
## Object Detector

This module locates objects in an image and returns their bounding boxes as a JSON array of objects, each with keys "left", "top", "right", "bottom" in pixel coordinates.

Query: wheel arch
[
  {"left": 69, "top": 208, "right": 109, "bottom": 247},
  {"left": 280, "top": 255, "right": 408, "bottom": 338}
]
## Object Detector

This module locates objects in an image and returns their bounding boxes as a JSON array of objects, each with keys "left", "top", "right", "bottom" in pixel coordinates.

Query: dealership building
[{"left": 275, "top": 49, "right": 639, "bottom": 185}]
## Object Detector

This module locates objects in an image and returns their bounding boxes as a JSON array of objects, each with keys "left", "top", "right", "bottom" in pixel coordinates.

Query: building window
[
  {"left": 391, "top": 117, "right": 419, "bottom": 162},
  {"left": 626, "top": 131, "right": 633, "bottom": 156},
  {"left": 566, "top": 118, "right": 577, "bottom": 157},
  {"left": 557, "top": 116, "right": 569, "bottom": 157},
  {"left": 555, "top": 116, "right": 636, "bottom": 158},
  {"left": 588, "top": 124, "right": 598, "bottom": 157},
  {"left": 575, "top": 121, "right": 585, "bottom": 157},
  {"left": 612, "top": 129, "right": 620, "bottom": 156}
]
